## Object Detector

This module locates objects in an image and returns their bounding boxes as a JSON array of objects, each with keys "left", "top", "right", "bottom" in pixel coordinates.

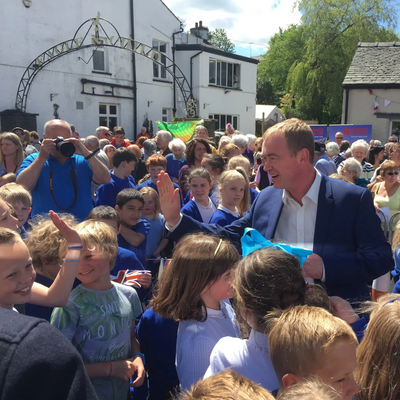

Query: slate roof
[{"left": 343, "top": 42, "right": 400, "bottom": 87}]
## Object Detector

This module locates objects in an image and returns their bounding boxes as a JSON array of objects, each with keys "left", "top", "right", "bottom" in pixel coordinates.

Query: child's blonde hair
[
  {"left": 268, "top": 305, "right": 358, "bottom": 382},
  {"left": 139, "top": 187, "right": 161, "bottom": 215},
  {"left": 0, "top": 173, "right": 16, "bottom": 187},
  {"left": 0, "top": 183, "right": 32, "bottom": 207},
  {"left": 277, "top": 378, "right": 341, "bottom": 400},
  {"left": 218, "top": 167, "right": 250, "bottom": 216},
  {"left": 179, "top": 369, "right": 274, "bottom": 400},
  {"left": 0, "top": 227, "right": 21, "bottom": 245},
  {"left": 355, "top": 294, "right": 400, "bottom": 400},
  {"left": 151, "top": 234, "right": 239, "bottom": 322},
  {"left": 228, "top": 155, "right": 251, "bottom": 175},
  {"left": 61, "top": 220, "right": 118, "bottom": 269},
  {"left": 25, "top": 214, "right": 77, "bottom": 272}
]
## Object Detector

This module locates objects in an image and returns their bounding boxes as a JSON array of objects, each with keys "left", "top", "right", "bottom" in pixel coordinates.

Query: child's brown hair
[
  {"left": 187, "top": 168, "right": 212, "bottom": 186},
  {"left": 355, "top": 294, "right": 400, "bottom": 400},
  {"left": 0, "top": 183, "right": 32, "bottom": 207},
  {"left": 151, "top": 234, "right": 239, "bottom": 322},
  {"left": 268, "top": 306, "right": 358, "bottom": 384},
  {"left": 145, "top": 154, "right": 167, "bottom": 169}
]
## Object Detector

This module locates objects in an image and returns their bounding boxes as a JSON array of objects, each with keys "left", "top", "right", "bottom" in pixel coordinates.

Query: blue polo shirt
[
  {"left": 96, "top": 172, "right": 136, "bottom": 208},
  {"left": 17, "top": 153, "right": 95, "bottom": 221}
]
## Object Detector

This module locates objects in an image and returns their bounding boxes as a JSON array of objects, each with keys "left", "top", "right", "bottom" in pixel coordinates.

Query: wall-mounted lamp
[
  {"left": 224, "top": 90, "right": 231, "bottom": 94},
  {"left": 50, "top": 93, "right": 59, "bottom": 101},
  {"left": 203, "top": 103, "right": 210, "bottom": 109},
  {"left": 147, "top": 101, "right": 153, "bottom": 107},
  {"left": 246, "top": 106, "right": 253, "bottom": 112}
]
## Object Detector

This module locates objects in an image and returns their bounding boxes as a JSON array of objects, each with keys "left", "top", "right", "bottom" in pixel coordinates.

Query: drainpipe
[
  {"left": 172, "top": 26, "right": 184, "bottom": 117},
  {"left": 190, "top": 50, "right": 203, "bottom": 117},
  {"left": 344, "top": 88, "right": 349, "bottom": 124},
  {"left": 130, "top": 0, "right": 137, "bottom": 140}
]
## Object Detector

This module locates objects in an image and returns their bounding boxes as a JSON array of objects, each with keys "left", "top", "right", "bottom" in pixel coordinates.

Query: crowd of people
[{"left": 1, "top": 118, "right": 400, "bottom": 400}]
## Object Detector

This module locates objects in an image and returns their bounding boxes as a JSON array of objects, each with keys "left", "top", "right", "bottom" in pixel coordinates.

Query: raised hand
[
  {"left": 49, "top": 210, "right": 82, "bottom": 247},
  {"left": 157, "top": 171, "right": 181, "bottom": 226}
]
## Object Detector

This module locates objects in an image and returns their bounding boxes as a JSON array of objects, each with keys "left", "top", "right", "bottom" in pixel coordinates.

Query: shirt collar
[
  {"left": 282, "top": 169, "right": 322, "bottom": 206},
  {"left": 218, "top": 205, "right": 240, "bottom": 217},
  {"left": 173, "top": 153, "right": 185, "bottom": 162}
]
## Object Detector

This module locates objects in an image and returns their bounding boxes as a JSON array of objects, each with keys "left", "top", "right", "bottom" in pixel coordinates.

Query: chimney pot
[
  {"left": 199, "top": 21, "right": 203, "bottom": 27},
  {"left": 195, "top": 22, "right": 198, "bottom": 28}
]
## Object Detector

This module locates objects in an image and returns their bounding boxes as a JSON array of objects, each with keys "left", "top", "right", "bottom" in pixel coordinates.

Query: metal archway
[{"left": 15, "top": 14, "right": 197, "bottom": 117}]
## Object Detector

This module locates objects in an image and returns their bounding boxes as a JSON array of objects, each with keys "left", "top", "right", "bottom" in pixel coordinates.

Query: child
[
  {"left": 180, "top": 370, "right": 274, "bottom": 400},
  {"left": 0, "top": 183, "right": 32, "bottom": 238},
  {"left": 0, "top": 210, "right": 82, "bottom": 311},
  {"left": 277, "top": 378, "right": 341, "bottom": 400},
  {"left": 96, "top": 148, "right": 137, "bottom": 207},
  {"left": 268, "top": 305, "right": 359, "bottom": 399},
  {"left": 355, "top": 294, "right": 400, "bottom": 400},
  {"left": 137, "top": 154, "right": 182, "bottom": 204},
  {"left": 115, "top": 188, "right": 149, "bottom": 267},
  {"left": 139, "top": 187, "right": 169, "bottom": 280},
  {"left": 210, "top": 167, "right": 250, "bottom": 227},
  {"left": 205, "top": 248, "right": 306, "bottom": 392},
  {"left": 228, "top": 156, "right": 259, "bottom": 204},
  {"left": 51, "top": 220, "right": 145, "bottom": 400},
  {"left": 181, "top": 168, "right": 217, "bottom": 223},
  {"left": 151, "top": 234, "right": 241, "bottom": 390},
  {"left": 24, "top": 213, "right": 78, "bottom": 321},
  {"left": 0, "top": 172, "right": 16, "bottom": 187},
  {"left": 165, "top": 138, "right": 188, "bottom": 182},
  {"left": 390, "top": 225, "right": 400, "bottom": 293}
]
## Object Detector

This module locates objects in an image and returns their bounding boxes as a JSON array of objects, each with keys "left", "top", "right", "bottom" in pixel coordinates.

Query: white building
[{"left": 0, "top": 0, "right": 257, "bottom": 139}]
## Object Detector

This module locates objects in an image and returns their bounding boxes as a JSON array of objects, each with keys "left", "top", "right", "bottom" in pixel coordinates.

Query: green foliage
[
  {"left": 258, "top": 0, "right": 399, "bottom": 123},
  {"left": 209, "top": 28, "right": 235, "bottom": 53},
  {"left": 256, "top": 75, "right": 280, "bottom": 106}
]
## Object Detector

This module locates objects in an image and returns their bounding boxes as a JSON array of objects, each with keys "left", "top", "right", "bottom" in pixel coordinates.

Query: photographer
[{"left": 16, "top": 119, "right": 110, "bottom": 221}]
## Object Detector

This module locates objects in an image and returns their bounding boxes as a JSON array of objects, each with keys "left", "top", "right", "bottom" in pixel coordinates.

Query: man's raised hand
[{"left": 157, "top": 171, "right": 181, "bottom": 226}]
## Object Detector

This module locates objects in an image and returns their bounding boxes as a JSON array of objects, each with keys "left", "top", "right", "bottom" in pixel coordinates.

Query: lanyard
[{"left": 48, "top": 159, "right": 78, "bottom": 211}]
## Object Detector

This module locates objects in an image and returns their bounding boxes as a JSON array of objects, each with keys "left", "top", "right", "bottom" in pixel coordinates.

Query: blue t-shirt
[
  {"left": 111, "top": 247, "right": 144, "bottom": 277},
  {"left": 210, "top": 209, "right": 240, "bottom": 227},
  {"left": 143, "top": 214, "right": 166, "bottom": 258},
  {"left": 17, "top": 154, "right": 95, "bottom": 221},
  {"left": 137, "top": 179, "right": 182, "bottom": 205},
  {"left": 96, "top": 172, "right": 136, "bottom": 208},
  {"left": 118, "top": 218, "right": 150, "bottom": 266}
]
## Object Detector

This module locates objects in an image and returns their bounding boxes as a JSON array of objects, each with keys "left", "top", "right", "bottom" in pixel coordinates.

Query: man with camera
[{"left": 16, "top": 119, "right": 110, "bottom": 221}]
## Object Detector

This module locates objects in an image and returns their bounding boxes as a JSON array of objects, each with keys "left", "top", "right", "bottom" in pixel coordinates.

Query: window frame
[
  {"left": 92, "top": 38, "right": 108, "bottom": 73},
  {"left": 152, "top": 39, "right": 169, "bottom": 81},
  {"left": 209, "top": 58, "right": 240, "bottom": 89},
  {"left": 209, "top": 113, "right": 239, "bottom": 131},
  {"left": 99, "top": 103, "right": 119, "bottom": 132}
]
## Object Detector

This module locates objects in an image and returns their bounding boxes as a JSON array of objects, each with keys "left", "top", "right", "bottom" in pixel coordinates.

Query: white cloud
[{"left": 162, "top": 0, "right": 302, "bottom": 55}]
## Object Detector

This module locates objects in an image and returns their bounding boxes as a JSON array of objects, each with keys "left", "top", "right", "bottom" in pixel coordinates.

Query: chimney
[{"left": 190, "top": 21, "right": 209, "bottom": 41}]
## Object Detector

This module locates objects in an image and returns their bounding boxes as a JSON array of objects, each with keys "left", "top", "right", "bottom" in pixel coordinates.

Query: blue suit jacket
[{"left": 170, "top": 175, "right": 393, "bottom": 301}]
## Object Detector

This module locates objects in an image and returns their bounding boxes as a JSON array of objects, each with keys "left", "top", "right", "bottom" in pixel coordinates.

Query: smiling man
[{"left": 158, "top": 118, "right": 393, "bottom": 302}]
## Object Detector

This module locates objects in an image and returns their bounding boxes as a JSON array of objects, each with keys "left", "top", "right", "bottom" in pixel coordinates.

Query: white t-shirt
[{"left": 193, "top": 198, "right": 217, "bottom": 223}]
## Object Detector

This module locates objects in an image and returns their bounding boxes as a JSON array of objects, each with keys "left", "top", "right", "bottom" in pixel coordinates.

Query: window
[
  {"left": 153, "top": 40, "right": 167, "bottom": 80},
  {"left": 99, "top": 104, "right": 118, "bottom": 131},
  {"left": 92, "top": 38, "right": 108, "bottom": 72},
  {"left": 209, "top": 58, "right": 240, "bottom": 88},
  {"left": 162, "top": 108, "right": 170, "bottom": 122},
  {"left": 209, "top": 114, "right": 239, "bottom": 131}
]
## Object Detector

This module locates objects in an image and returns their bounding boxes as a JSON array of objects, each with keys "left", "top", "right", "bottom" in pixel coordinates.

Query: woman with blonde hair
[{"left": 0, "top": 133, "right": 24, "bottom": 176}]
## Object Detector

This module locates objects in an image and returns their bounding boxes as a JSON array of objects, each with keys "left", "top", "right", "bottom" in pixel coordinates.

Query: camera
[{"left": 53, "top": 137, "right": 75, "bottom": 158}]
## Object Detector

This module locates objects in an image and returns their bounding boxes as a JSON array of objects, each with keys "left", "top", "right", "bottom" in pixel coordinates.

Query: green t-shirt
[{"left": 51, "top": 282, "right": 142, "bottom": 400}]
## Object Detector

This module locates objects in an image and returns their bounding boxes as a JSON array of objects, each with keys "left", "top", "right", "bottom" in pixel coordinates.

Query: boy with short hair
[
  {"left": 136, "top": 154, "right": 182, "bottom": 204},
  {"left": 96, "top": 148, "right": 137, "bottom": 208},
  {"left": 115, "top": 189, "right": 149, "bottom": 267},
  {"left": 268, "top": 305, "right": 359, "bottom": 399},
  {"left": 51, "top": 220, "right": 145, "bottom": 400},
  {"left": 0, "top": 183, "right": 32, "bottom": 238}
]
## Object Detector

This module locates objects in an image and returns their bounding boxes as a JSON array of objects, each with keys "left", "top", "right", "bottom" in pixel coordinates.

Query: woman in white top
[
  {"left": 205, "top": 248, "right": 307, "bottom": 393},
  {"left": 151, "top": 234, "right": 241, "bottom": 390}
]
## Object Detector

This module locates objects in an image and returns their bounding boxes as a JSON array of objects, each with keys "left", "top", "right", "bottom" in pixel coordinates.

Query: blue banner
[
  {"left": 309, "top": 125, "right": 327, "bottom": 141},
  {"left": 328, "top": 125, "right": 372, "bottom": 144}
]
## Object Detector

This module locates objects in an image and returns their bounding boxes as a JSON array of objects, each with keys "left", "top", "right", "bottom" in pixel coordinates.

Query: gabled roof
[{"left": 343, "top": 42, "right": 400, "bottom": 88}]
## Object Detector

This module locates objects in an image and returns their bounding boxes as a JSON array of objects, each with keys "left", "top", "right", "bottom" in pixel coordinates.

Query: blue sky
[{"left": 162, "top": 0, "right": 302, "bottom": 58}]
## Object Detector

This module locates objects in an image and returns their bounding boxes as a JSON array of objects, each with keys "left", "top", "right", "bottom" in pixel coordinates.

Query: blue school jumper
[
  {"left": 181, "top": 198, "right": 217, "bottom": 223},
  {"left": 250, "top": 188, "right": 259, "bottom": 205},
  {"left": 210, "top": 208, "right": 240, "bottom": 227},
  {"left": 96, "top": 173, "right": 136, "bottom": 208}
]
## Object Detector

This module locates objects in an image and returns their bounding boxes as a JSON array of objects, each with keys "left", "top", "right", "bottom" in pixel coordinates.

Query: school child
[
  {"left": 139, "top": 187, "right": 169, "bottom": 280},
  {"left": 0, "top": 210, "right": 82, "bottom": 311},
  {"left": 180, "top": 370, "right": 274, "bottom": 400},
  {"left": 181, "top": 169, "right": 217, "bottom": 223},
  {"left": 209, "top": 167, "right": 250, "bottom": 227},
  {"left": 355, "top": 294, "right": 400, "bottom": 400},
  {"left": 0, "top": 183, "right": 32, "bottom": 238},
  {"left": 136, "top": 154, "right": 182, "bottom": 204},
  {"left": 205, "top": 248, "right": 306, "bottom": 392},
  {"left": 87, "top": 206, "right": 150, "bottom": 290},
  {"left": 96, "top": 148, "right": 137, "bottom": 207},
  {"left": 24, "top": 213, "right": 78, "bottom": 321},
  {"left": 277, "top": 378, "right": 341, "bottom": 400},
  {"left": 227, "top": 156, "right": 259, "bottom": 204},
  {"left": 115, "top": 188, "right": 149, "bottom": 267},
  {"left": 151, "top": 234, "right": 241, "bottom": 390},
  {"left": 51, "top": 220, "right": 145, "bottom": 400},
  {"left": 165, "top": 138, "right": 188, "bottom": 182},
  {"left": 268, "top": 305, "right": 359, "bottom": 399}
]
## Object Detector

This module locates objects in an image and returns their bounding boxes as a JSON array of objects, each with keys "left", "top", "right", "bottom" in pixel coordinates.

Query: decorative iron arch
[{"left": 15, "top": 13, "right": 197, "bottom": 117}]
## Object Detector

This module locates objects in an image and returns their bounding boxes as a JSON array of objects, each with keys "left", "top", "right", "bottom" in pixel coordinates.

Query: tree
[
  {"left": 209, "top": 29, "right": 235, "bottom": 53},
  {"left": 256, "top": 75, "right": 279, "bottom": 106}
]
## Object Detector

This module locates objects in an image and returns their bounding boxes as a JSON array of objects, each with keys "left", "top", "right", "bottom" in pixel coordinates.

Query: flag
[{"left": 156, "top": 120, "right": 200, "bottom": 143}]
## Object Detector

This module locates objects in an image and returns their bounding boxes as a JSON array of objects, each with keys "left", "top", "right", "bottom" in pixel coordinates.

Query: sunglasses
[{"left": 386, "top": 171, "right": 399, "bottom": 176}]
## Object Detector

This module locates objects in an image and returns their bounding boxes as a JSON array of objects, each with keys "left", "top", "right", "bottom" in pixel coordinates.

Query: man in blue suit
[{"left": 158, "top": 119, "right": 393, "bottom": 301}]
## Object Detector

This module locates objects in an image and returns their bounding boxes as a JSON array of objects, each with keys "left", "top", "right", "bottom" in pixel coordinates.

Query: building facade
[{"left": 0, "top": 0, "right": 257, "bottom": 139}]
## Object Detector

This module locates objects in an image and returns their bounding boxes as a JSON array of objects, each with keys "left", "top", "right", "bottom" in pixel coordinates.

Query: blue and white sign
[
  {"left": 309, "top": 125, "right": 327, "bottom": 141},
  {"left": 329, "top": 125, "right": 372, "bottom": 144}
]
